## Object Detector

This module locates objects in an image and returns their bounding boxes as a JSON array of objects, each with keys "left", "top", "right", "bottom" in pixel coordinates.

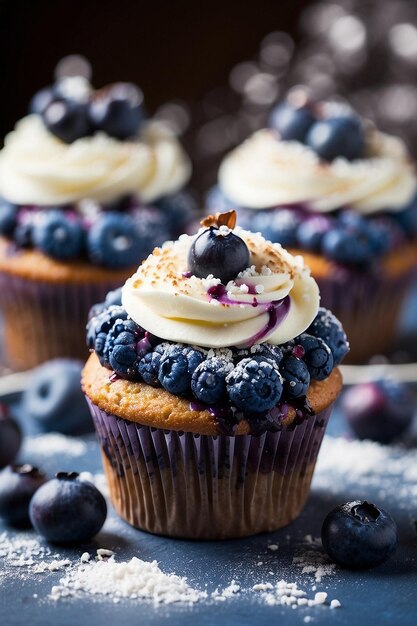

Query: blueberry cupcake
[
  {"left": 82, "top": 210, "right": 348, "bottom": 539},
  {"left": 208, "top": 91, "right": 417, "bottom": 362},
  {"left": 0, "top": 70, "right": 194, "bottom": 370}
]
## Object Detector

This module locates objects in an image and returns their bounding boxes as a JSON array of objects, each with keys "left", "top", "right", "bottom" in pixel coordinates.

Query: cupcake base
[{"left": 87, "top": 399, "right": 333, "bottom": 539}]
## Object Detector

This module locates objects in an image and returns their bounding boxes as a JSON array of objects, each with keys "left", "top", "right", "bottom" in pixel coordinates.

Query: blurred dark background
[{"left": 1, "top": 0, "right": 417, "bottom": 196}]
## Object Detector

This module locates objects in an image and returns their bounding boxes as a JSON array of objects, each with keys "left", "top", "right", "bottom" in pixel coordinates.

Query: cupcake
[
  {"left": 0, "top": 68, "right": 194, "bottom": 370},
  {"left": 208, "top": 91, "right": 417, "bottom": 362},
  {"left": 82, "top": 210, "right": 348, "bottom": 539}
]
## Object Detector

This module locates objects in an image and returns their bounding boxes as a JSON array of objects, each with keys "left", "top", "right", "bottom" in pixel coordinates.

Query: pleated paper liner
[
  {"left": 87, "top": 399, "right": 334, "bottom": 539},
  {"left": 0, "top": 273, "right": 125, "bottom": 371}
]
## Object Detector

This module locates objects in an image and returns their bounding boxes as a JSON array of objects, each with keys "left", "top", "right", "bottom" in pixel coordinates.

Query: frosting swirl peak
[
  {"left": 122, "top": 227, "right": 320, "bottom": 348},
  {"left": 0, "top": 115, "right": 191, "bottom": 206}
]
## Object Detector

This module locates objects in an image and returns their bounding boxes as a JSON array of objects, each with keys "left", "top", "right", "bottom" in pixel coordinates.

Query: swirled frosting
[
  {"left": 218, "top": 129, "right": 417, "bottom": 214},
  {"left": 0, "top": 115, "right": 191, "bottom": 205},
  {"left": 122, "top": 227, "right": 320, "bottom": 348}
]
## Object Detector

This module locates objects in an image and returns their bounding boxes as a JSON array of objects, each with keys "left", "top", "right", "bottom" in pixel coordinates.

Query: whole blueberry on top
[
  {"left": 0, "top": 405, "right": 22, "bottom": 469},
  {"left": 0, "top": 464, "right": 47, "bottom": 527},
  {"left": 321, "top": 501, "right": 398, "bottom": 569},
  {"left": 29, "top": 472, "right": 107, "bottom": 544},
  {"left": 269, "top": 100, "right": 316, "bottom": 143},
  {"left": 306, "top": 114, "right": 364, "bottom": 162},
  {"left": 42, "top": 100, "right": 92, "bottom": 144},
  {"left": 188, "top": 211, "right": 250, "bottom": 285},
  {"left": 29, "top": 85, "right": 56, "bottom": 116},
  {"left": 89, "top": 82, "right": 145, "bottom": 140},
  {"left": 341, "top": 379, "right": 415, "bottom": 444}
]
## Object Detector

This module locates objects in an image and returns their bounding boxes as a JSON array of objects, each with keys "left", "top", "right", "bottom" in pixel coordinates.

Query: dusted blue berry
[
  {"left": 23, "top": 359, "right": 90, "bottom": 435},
  {"left": 158, "top": 348, "right": 190, "bottom": 395},
  {"left": 0, "top": 465, "right": 47, "bottom": 527},
  {"left": 341, "top": 379, "right": 414, "bottom": 444},
  {"left": 29, "top": 472, "right": 107, "bottom": 544},
  {"left": 14, "top": 222, "right": 33, "bottom": 248},
  {"left": 268, "top": 102, "right": 316, "bottom": 142},
  {"left": 296, "top": 333, "right": 334, "bottom": 380},
  {"left": 307, "top": 307, "right": 349, "bottom": 366},
  {"left": 94, "top": 332, "right": 107, "bottom": 355},
  {"left": 104, "top": 318, "right": 142, "bottom": 370},
  {"left": 104, "top": 287, "right": 123, "bottom": 307},
  {"left": 89, "top": 82, "right": 145, "bottom": 140},
  {"left": 33, "top": 210, "right": 84, "bottom": 260},
  {"left": 42, "top": 100, "right": 92, "bottom": 143},
  {"left": 132, "top": 207, "right": 171, "bottom": 252},
  {"left": 251, "top": 209, "right": 299, "bottom": 247},
  {"left": 191, "top": 358, "right": 231, "bottom": 404},
  {"left": 137, "top": 343, "right": 168, "bottom": 386},
  {"left": 182, "top": 346, "right": 205, "bottom": 375},
  {"left": 321, "top": 501, "right": 398, "bottom": 569},
  {"left": 226, "top": 357, "right": 283, "bottom": 413},
  {"left": 306, "top": 115, "right": 364, "bottom": 161},
  {"left": 109, "top": 343, "right": 137, "bottom": 378},
  {"left": 296, "top": 215, "right": 333, "bottom": 252},
  {"left": 0, "top": 407, "right": 22, "bottom": 469},
  {"left": 235, "top": 343, "right": 283, "bottom": 366},
  {"left": 188, "top": 226, "right": 250, "bottom": 284},
  {"left": 86, "top": 305, "right": 128, "bottom": 352},
  {"left": 156, "top": 192, "right": 197, "bottom": 230},
  {"left": 0, "top": 201, "right": 18, "bottom": 236},
  {"left": 88, "top": 213, "right": 143, "bottom": 268},
  {"left": 322, "top": 228, "right": 374, "bottom": 265},
  {"left": 280, "top": 356, "right": 310, "bottom": 398}
]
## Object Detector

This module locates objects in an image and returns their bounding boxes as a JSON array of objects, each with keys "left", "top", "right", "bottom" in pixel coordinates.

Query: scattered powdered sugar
[
  {"left": 50, "top": 555, "right": 208, "bottom": 605},
  {"left": 0, "top": 531, "right": 71, "bottom": 577},
  {"left": 253, "top": 579, "right": 339, "bottom": 610},
  {"left": 212, "top": 580, "right": 241, "bottom": 601},
  {"left": 22, "top": 433, "right": 88, "bottom": 459},
  {"left": 314, "top": 436, "right": 417, "bottom": 511},
  {"left": 292, "top": 535, "right": 336, "bottom": 582}
]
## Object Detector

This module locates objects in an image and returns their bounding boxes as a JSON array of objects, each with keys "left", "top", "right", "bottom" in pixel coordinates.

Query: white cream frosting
[
  {"left": 218, "top": 129, "right": 417, "bottom": 214},
  {"left": 122, "top": 227, "right": 320, "bottom": 348},
  {"left": 0, "top": 115, "right": 191, "bottom": 205}
]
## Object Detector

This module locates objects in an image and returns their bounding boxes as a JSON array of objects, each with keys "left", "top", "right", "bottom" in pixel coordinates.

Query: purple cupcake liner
[
  {"left": 316, "top": 265, "right": 417, "bottom": 363},
  {"left": 0, "top": 272, "right": 125, "bottom": 371},
  {"left": 87, "top": 398, "right": 334, "bottom": 539}
]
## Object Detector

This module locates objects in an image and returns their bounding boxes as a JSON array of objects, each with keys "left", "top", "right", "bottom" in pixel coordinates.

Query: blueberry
[
  {"left": 296, "top": 215, "right": 333, "bottom": 252},
  {"left": 269, "top": 101, "right": 316, "bottom": 142},
  {"left": 42, "top": 100, "right": 92, "bottom": 144},
  {"left": 137, "top": 344, "right": 168, "bottom": 386},
  {"left": 188, "top": 227, "right": 250, "bottom": 284},
  {"left": 226, "top": 357, "right": 283, "bottom": 413},
  {"left": 395, "top": 199, "right": 417, "bottom": 236},
  {"left": 29, "top": 85, "right": 56, "bottom": 115},
  {"left": 89, "top": 82, "right": 145, "bottom": 140},
  {"left": 191, "top": 358, "right": 231, "bottom": 404},
  {"left": 322, "top": 228, "right": 374, "bottom": 266},
  {"left": 341, "top": 379, "right": 415, "bottom": 444},
  {"left": 296, "top": 333, "right": 334, "bottom": 380},
  {"left": 158, "top": 347, "right": 192, "bottom": 395},
  {"left": 280, "top": 356, "right": 310, "bottom": 398},
  {"left": 251, "top": 209, "right": 299, "bottom": 247},
  {"left": 366, "top": 217, "right": 400, "bottom": 254},
  {"left": 131, "top": 207, "right": 171, "bottom": 252},
  {"left": 88, "top": 212, "right": 144, "bottom": 268},
  {"left": 0, "top": 201, "right": 18, "bottom": 237},
  {"left": 33, "top": 210, "right": 84, "bottom": 260},
  {"left": 22, "top": 359, "right": 91, "bottom": 435},
  {"left": 14, "top": 222, "right": 33, "bottom": 248},
  {"left": 29, "top": 472, "right": 107, "bottom": 544},
  {"left": 156, "top": 192, "right": 197, "bottom": 232},
  {"left": 104, "top": 287, "right": 123, "bottom": 307},
  {"left": 0, "top": 465, "right": 47, "bottom": 527},
  {"left": 306, "top": 115, "right": 364, "bottom": 162},
  {"left": 235, "top": 343, "right": 283, "bottom": 366},
  {"left": 103, "top": 317, "right": 143, "bottom": 370},
  {"left": 321, "top": 501, "right": 398, "bottom": 569},
  {"left": 86, "top": 304, "right": 128, "bottom": 354},
  {"left": 307, "top": 307, "right": 349, "bottom": 366},
  {"left": 0, "top": 406, "right": 22, "bottom": 469}
]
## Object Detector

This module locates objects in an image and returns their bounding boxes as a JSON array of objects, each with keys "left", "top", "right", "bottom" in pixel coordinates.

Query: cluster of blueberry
[
  {"left": 268, "top": 95, "right": 364, "bottom": 162},
  {"left": 87, "top": 289, "right": 348, "bottom": 423},
  {"left": 0, "top": 193, "right": 194, "bottom": 267},
  {"left": 30, "top": 78, "right": 145, "bottom": 144}
]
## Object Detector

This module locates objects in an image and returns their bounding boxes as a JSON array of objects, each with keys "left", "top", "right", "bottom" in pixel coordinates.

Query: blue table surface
[{"left": 0, "top": 387, "right": 416, "bottom": 626}]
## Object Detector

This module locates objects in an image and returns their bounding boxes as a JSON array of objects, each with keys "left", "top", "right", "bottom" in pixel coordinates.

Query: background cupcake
[
  {"left": 0, "top": 65, "right": 195, "bottom": 370},
  {"left": 83, "top": 211, "right": 348, "bottom": 539},
  {"left": 207, "top": 91, "right": 417, "bottom": 362}
]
